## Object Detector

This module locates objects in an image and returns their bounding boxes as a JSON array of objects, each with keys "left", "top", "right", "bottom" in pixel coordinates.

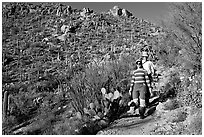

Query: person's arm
[
  {"left": 149, "top": 61, "right": 155, "bottom": 75},
  {"left": 144, "top": 71, "right": 151, "bottom": 89}
]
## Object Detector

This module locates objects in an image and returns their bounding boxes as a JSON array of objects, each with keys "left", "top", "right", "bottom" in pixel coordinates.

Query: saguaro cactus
[{"left": 3, "top": 91, "right": 9, "bottom": 121}]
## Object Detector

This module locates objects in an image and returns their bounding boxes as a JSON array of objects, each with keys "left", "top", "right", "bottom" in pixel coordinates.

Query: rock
[
  {"left": 64, "top": 5, "right": 72, "bottom": 14},
  {"left": 57, "top": 34, "right": 67, "bottom": 41},
  {"left": 76, "top": 111, "right": 82, "bottom": 119},
  {"left": 98, "top": 119, "right": 109, "bottom": 128},
  {"left": 163, "top": 99, "right": 179, "bottom": 110},
  {"left": 165, "top": 108, "right": 187, "bottom": 123},
  {"left": 184, "top": 108, "right": 202, "bottom": 134},
  {"left": 89, "top": 109, "right": 96, "bottom": 116},
  {"left": 122, "top": 9, "right": 132, "bottom": 17},
  {"left": 97, "top": 112, "right": 104, "bottom": 118},
  {"left": 110, "top": 6, "right": 123, "bottom": 16},
  {"left": 13, "top": 127, "right": 28, "bottom": 134},
  {"left": 83, "top": 108, "right": 89, "bottom": 114},
  {"left": 82, "top": 114, "right": 90, "bottom": 122},
  {"left": 155, "top": 102, "right": 166, "bottom": 113},
  {"left": 89, "top": 102, "right": 95, "bottom": 110},
  {"left": 61, "top": 25, "right": 69, "bottom": 33},
  {"left": 101, "top": 88, "right": 106, "bottom": 94},
  {"left": 93, "top": 115, "right": 100, "bottom": 120},
  {"left": 80, "top": 7, "right": 92, "bottom": 17}
]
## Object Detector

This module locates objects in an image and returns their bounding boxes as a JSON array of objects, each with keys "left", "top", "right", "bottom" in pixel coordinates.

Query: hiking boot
[
  {"left": 139, "top": 107, "right": 146, "bottom": 119},
  {"left": 127, "top": 106, "right": 135, "bottom": 114}
]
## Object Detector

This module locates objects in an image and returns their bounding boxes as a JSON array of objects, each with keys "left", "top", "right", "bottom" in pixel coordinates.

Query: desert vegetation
[{"left": 2, "top": 2, "right": 201, "bottom": 135}]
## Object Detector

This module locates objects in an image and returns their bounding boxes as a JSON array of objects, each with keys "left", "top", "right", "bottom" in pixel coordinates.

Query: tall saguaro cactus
[{"left": 3, "top": 91, "right": 9, "bottom": 121}]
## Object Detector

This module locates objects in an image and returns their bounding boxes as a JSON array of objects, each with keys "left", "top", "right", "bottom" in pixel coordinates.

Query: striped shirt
[{"left": 130, "top": 68, "right": 151, "bottom": 88}]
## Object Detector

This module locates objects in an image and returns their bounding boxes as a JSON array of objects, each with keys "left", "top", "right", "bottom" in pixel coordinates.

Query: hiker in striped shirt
[{"left": 127, "top": 59, "right": 151, "bottom": 119}]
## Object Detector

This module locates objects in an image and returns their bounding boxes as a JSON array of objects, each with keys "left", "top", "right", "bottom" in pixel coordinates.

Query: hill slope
[{"left": 2, "top": 2, "right": 201, "bottom": 135}]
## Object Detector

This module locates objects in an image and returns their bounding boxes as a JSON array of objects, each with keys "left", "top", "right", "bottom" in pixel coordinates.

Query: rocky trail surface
[
  {"left": 97, "top": 66, "right": 201, "bottom": 135},
  {"left": 97, "top": 97, "right": 159, "bottom": 135},
  {"left": 98, "top": 103, "right": 201, "bottom": 135}
]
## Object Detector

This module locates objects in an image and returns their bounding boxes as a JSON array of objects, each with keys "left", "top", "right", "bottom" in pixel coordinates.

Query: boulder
[
  {"left": 97, "top": 112, "right": 104, "bottom": 118},
  {"left": 122, "top": 9, "right": 132, "bottom": 17},
  {"left": 110, "top": 6, "right": 122, "bottom": 16},
  {"left": 163, "top": 99, "right": 179, "bottom": 110},
  {"left": 89, "top": 102, "right": 95, "bottom": 110},
  {"left": 76, "top": 111, "right": 82, "bottom": 119},
  {"left": 83, "top": 108, "right": 89, "bottom": 114},
  {"left": 165, "top": 108, "right": 187, "bottom": 123},
  {"left": 185, "top": 108, "right": 202, "bottom": 134},
  {"left": 61, "top": 25, "right": 69, "bottom": 33},
  {"left": 110, "top": 6, "right": 132, "bottom": 17},
  {"left": 89, "top": 109, "right": 96, "bottom": 116},
  {"left": 80, "top": 7, "right": 92, "bottom": 17},
  {"left": 155, "top": 102, "right": 166, "bottom": 114},
  {"left": 98, "top": 119, "right": 109, "bottom": 128},
  {"left": 57, "top": 34, "right": 67, "bottom": 41},
  {"left": 64, "top": 5, "right": 72, "bottom": 14},
  {"left": 101, "top": 88, "right": 106, "bottom": 94}
]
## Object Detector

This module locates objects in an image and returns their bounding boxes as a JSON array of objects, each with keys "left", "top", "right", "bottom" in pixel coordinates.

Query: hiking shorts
[{"left": 132, "top": 83, "right": 148, "bottom": 100}]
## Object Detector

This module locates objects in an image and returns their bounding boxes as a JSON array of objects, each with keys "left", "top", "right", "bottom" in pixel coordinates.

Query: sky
[{"left": 63, "top": 2, "right": 170, "bottom": 24}]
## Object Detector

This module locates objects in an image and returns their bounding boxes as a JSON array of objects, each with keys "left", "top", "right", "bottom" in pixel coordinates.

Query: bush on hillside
[
  {"left": 158, "top": 2, "right": 201, "bottom": 74},
  {"left": 185, "top": 108, "right": 202, "bottom": 135},
  {"left": 66, "top": 55, "right": 134, "bottom": 116},
  {"left": 177, "top": 73, "right": 202, "bottom": 108}
]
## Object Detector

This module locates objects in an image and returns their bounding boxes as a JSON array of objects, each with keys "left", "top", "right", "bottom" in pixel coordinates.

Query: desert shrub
[
  {"left": 166, "top": 108, "right": 187, "bottom": 123},
  {"left": 158, "top": 65, "right": 202, "bottom": 109},
  {"left": 158, "top": 2, "right": 201, "bottom": 74},
  {"left": 163, "top": 99, "right": 179, "bottom": 110},
  {"left": 155, "top": 31, "right": 181, "bottom": 68},
  {"left": 23, "top": 107, "right": 56, "bottom": 135},
  {"left": 58, "top": 55, "right": 135, "bottom": 134},
  {"left": 185, "top": 108, "right": 202, "bottom": 135},
  {"left": 67, "top": 54, "right": 134, "bottom": 113},
  {"left": 177, "top": 73, "right": 202, "bottom": 108},
  {"left": 158, "top": 70, "right": 181, "bottom": 103},
  {"left": 2, "top": 115, "right": 18, "bottom": 135},
  {"left": 5, "top": 91, "right": 38, "bottom": 125}
]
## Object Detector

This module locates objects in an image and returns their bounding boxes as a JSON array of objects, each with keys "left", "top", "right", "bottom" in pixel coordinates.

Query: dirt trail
[
  {"left": 98, "top": 115, "right": 157, "bottom": 135},
  {"left": 97, "top": 97, "right": 161, "bottom": 135}
]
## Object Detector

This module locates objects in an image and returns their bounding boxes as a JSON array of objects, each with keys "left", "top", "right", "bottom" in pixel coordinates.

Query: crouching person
[{"left": 127, "top": 59, "right": 151, "bottom": 119}]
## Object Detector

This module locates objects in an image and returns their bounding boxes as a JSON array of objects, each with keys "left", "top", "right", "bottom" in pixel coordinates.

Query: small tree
[{"left": 159, "top": 2, "right": 202, "bottom": 74}]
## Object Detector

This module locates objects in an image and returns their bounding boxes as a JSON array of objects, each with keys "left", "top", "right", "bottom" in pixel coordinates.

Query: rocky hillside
[
  {"left": 2, "top": 3, "right": 163, "bottom": 73},
  {"left": 2, "top": 2, "right": 201, "bottom": 135}
]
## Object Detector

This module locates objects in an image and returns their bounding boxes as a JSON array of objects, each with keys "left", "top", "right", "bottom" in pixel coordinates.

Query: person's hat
[
  {"left": 141, "top": 51, "right": 149, "bottom": 57},
  {"left": 136, "top": 59, "right": 142, "bottom": 65}
]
